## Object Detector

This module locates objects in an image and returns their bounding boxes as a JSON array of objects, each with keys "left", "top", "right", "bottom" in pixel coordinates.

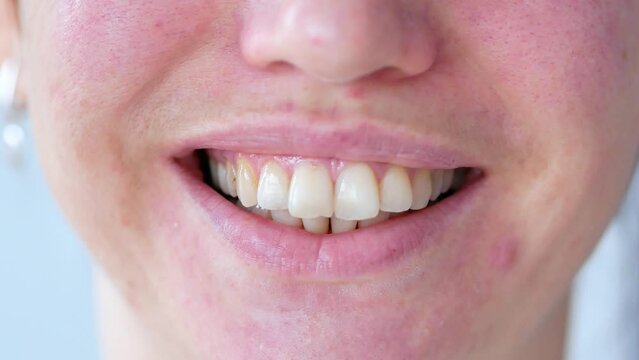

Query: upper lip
[{"left": 171, "top": 114, "right": 482, "bottom": 170}]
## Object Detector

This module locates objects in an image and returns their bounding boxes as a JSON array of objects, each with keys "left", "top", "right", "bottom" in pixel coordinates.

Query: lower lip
[{"left": 175, "top": 162, "right": 485, "bottom": 279}]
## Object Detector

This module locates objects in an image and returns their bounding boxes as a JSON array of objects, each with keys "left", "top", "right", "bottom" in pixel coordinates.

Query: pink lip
[
  {"left": 174, "top": 165, "right": 484, "bottom": 279},
  {"left": 172, "top": 122, "right": 481, "bottom": 170},
  {"left": 171, "top": 122, "right": 485, "bottom": 278}
]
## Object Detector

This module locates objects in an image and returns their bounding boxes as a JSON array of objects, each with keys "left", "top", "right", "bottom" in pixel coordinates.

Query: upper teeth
[{"left": 208, "top": 153, "right": 463, "bottom": 234}]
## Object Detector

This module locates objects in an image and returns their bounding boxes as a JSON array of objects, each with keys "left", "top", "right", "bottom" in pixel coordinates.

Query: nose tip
[{"left": 241, "top": 1, "right": 438, "bottom": 83}]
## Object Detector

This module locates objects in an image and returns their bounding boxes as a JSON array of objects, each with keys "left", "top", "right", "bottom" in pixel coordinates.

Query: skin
[{"left": 2, "top": 0, "right": 638, "bottom": 359}]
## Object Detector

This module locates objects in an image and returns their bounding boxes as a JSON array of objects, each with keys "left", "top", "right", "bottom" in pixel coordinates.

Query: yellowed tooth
[
  {"left": 330, "top": 216, "right": 357, "bottom": 234},
  {"left": 380, "top": 165, "right": 413, "bottom": 213},
  {"left": 288, "top": 163, "right": 334, "bottom": 219},
  {"left": 271, "top": 210, "right": 303, "bottom": 228},
  {"left": 257, "top": 161, "right": 290, "bottom": 210},
  {"left": 358, "top": 211, "right": 390, "bottom": 228},
  {"left": 441, "top": 169, "right": 454, "bottom": 194},
  {"left": 251, "top": 206, "right": 271, "bottom": 219},
  {"left": 226, "top": 161, "right": 238, "bottom": 197},
  {"left": 303, "top": 217, "right": 329, "bottom": 235},
  {"left": 236, "top": 158, "right": 258, "bottom": 207},
  {"left": 429, "top": 169, "right": 444, "bottom": 201},
  {"left": 335, "top": 163, "right": 380, "bottom": 221},
  {"left": 410, "top": 169, "right": 433, "bottom": 210}
]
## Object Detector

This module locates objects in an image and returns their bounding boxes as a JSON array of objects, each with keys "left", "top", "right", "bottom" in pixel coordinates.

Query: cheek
[
  {"left": 458, "top": 0, "right": 628, "bottom": 112},
  {"left": 54, "top": 0, "right": 225, "bottom": 90}
]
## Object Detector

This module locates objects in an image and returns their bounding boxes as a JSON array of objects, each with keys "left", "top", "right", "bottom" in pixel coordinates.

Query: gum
[{"left": 207, "top": 150, "right": 436, "bottom": 181}]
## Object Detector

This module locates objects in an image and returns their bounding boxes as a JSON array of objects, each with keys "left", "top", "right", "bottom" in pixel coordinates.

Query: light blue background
[{"left": 0, "top": 123, "right": 98, "bottom": 360}]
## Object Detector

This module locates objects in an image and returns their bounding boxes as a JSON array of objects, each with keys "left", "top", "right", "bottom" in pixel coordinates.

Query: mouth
[{"left": 173, "top": 124, "right": 485, "bottom": 278}]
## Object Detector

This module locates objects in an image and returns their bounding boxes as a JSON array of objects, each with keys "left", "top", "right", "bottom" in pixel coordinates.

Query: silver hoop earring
[{"left": 0, "top": 59, "right": 27, "bottom": 169}]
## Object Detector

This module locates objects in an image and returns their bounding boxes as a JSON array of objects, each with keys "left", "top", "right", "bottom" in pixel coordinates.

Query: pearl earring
[{"left": 0, "top": 59, "right": 27, "bottom": 169}]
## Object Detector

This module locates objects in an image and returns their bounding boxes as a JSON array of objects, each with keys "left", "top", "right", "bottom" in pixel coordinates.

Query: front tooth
[
  {"left": 430, "top": 170, "right": 444, "bottom": 201},
  {"left": 358, "top": 211, "right": 390, "bottom": 228},
  {"left": 440, "top": 169, "right": 454, "bottom": 194},
  {"left": 237, "top": 158, "right": 258, "bottom": 207},
  {"left": 410, "top": 169, "right": 433, "bottom": 210},
  {"left": 271, "top": 210, "right": 302, "bottom": 228},
  {"left": 257, "top": 161, "right": 290, "bottom": 210},
  {"left": 380, "top": 166, "right": 413, "bottom": 213},
  {"left": 226, "top": 161, "right": 238, "bottom": 197},
  {"left": 288, "top": 163, "right": 334, "bottom": 218},
  {"left": 335, "top": 163, "right": 380, "bottom": 221},
  {"left": 303, "top": 217, "right": 329, "bottom": 234},
  {"left": 330, "top": 216, "right": 357, "bottom": 234}
]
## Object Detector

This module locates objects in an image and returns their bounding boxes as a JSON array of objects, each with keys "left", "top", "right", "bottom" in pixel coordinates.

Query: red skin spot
[
  {"left": 490, "top": 239, "right": 519, "bottom": 273},
  {"left": 347, "top": 86, "right": 366, "bottom": 99}
]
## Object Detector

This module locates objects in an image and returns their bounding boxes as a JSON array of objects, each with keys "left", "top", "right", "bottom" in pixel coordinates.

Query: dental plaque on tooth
[{"left": 202, "top": 150, "right": 471, "bottom": 235}]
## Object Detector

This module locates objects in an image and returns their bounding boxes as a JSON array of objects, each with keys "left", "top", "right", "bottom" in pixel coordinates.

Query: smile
[{"left": 174, "top": 124, "right": 486, "bottom": 278}]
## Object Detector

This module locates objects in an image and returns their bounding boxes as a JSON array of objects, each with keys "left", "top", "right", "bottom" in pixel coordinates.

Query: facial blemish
[{"left": 489, "top": 238, "right": 519, "bottom": 273}]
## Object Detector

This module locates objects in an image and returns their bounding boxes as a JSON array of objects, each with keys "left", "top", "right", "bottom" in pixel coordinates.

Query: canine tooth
[
  {"left": 358, "top": 211, "right": 390, "bottom": 228},
  {"left": 257, "top": 161, "right": 290, "bottom": 210},
  {"left": 380, "top": 166, "right": 412, "bottom": 213},
  {"left": 441, "top": 169, "right": 454, "bottom": 194},
  {"left": 429, "top": 170, "right": 444, "bottom": 201},
  {"left": 288, "top": 163, "right": 334, "bottom": 218},
  {"left": 335, "top": 163, "right": 380, "bottom": 221},
  {"left": 251, "top": 206, "right": 271, "bottom": 219},
  {"left": 330, "top": 216, "right": 357, "bottom": 234},
  {"left": 410, "top": 169, "right": 433, "bottom": 210},
  {"left": 226, "top": 161, "right": 238, "bottom": 197},
  {"left": 303, "top": 217, "right": 330, "bottom": 234},
  {"left": 271, "top": 210, "right": 302, "bottom": 228},
  {"left": 237, "top": 158, "right": 258, "bottom": 207}
]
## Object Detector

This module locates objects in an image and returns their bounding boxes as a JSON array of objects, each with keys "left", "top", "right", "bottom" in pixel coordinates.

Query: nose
[{"left": 241, "top": 0, "right": 438, "bottom": 83}]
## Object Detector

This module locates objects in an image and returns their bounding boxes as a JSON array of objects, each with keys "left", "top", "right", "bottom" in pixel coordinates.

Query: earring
[{"left": 0, "top": 59, "right": 27, "bottom": 169}]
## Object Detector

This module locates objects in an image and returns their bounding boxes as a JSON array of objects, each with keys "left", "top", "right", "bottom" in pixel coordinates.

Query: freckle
[{"left": 490, "top": 239, "right": 519, "bottom": 272}]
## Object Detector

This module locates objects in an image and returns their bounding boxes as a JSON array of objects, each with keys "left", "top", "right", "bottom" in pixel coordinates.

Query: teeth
[
  {"left": 410, "top": 169, "right": 433, "bottom": 210},
  {"left": 330, "top": 216, "right": 357, "bottom": 234},
  {"left": 379, "top": 166, "right": 413, "bottom": 213},
  {"left": 271, "top": 210, "right": 303, "bottom": 228},
  {"left": 303, "top": 217, "right": 330, "bottom": 235},
  {"left": 429, "top": 170, "right": 444, "bottom": 201},
  {"left": 335, "top": 163, "right": 380, "bottom": 221},
  {"left": 440, "top": 169, "right": 454, "bottom": 195},
  {"left": 209, "top": 158, "right": 220, "bottom": 189},
  {"left": 236, "top": 158, "right": 258, "bottom": 207},
  {"left": 358, "top": 211, "right": 390, "bottom": 228},
  {"left": 288, "top": 163, "right": 334, "bottom": 218},
  {"left": 251, "top": 206, "right": 271, "bottom": 219},
  {"left": 257, "top": 161, "right": 290, "bottom": 210},
  {"left": 226, "top": 161, "right": 238, "bottom": 197},
  {"left": 208, "top": 154, "right": 468, "bottom": 234},
  {"left": 215, "top": 161, "right": 232, "bottom": 195}
]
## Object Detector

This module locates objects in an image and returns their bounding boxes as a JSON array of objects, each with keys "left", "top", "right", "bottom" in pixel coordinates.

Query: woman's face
[{"left": 15, "top": 0, "right": 639, "bottom": 359}]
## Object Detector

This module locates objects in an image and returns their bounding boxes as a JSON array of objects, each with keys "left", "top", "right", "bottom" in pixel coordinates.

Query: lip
[
  {"left": 170, "top": 120, "right": 482, "bottom": 170},
  {"left": 173, "top": 165, "right": 484, "bottom": 280},
  {"left": 170, "top": 121, "right": 486, "bottom": 278}
]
